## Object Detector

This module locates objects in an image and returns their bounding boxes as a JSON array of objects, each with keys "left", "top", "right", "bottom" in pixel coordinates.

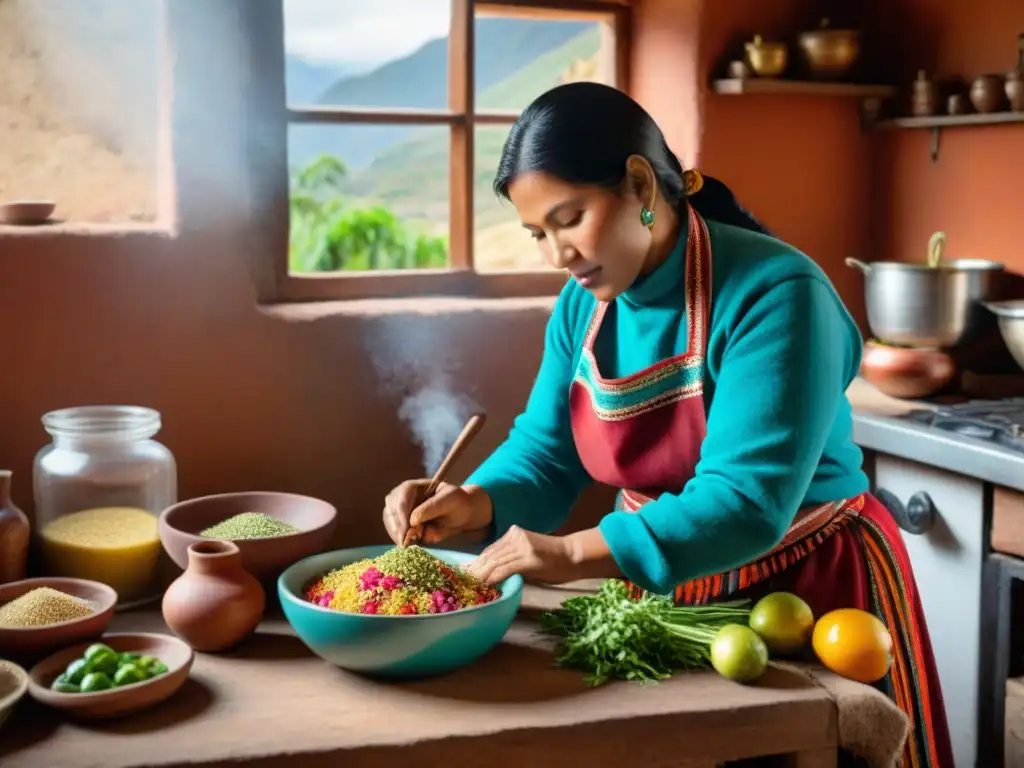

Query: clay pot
[
  {"left": 860, "top": 341, "right": 956, "bottom": 400},
  {"left": 0, "top": 471, "right": 30, "bottom": 586},
  {"left": 947, "top": 93, "right": 971, "bottom": 116},
  {"left": 1006, "top": 70, "right": 1024, "bottom": 112},
  {"left": 970, "top": 74, "right": 1007, "bottom": 114},
  {"left": 161, "top": 540, "right": 265, "bottom": 653}
]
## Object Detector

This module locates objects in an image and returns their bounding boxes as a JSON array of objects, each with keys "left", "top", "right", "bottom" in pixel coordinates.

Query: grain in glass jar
[{"left": 33, "top": 406, "right": 177, "bottom": 608}]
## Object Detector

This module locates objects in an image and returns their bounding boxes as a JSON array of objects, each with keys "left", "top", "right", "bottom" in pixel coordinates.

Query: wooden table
[{"left": 0, "top": 586, "right": 842, "bottom": 768}]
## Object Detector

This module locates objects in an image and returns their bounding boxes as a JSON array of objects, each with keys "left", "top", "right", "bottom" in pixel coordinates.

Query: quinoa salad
[{"left": 303, "top": 546, "right": 500, "bottom": 616}]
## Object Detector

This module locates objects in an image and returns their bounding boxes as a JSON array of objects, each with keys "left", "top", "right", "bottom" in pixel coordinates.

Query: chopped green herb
[{"left": 539, "top": 579, "right": 752, "bottom": 686}]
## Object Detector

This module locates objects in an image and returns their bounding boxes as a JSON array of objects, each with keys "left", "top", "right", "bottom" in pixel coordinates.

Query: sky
[{"left": 283, "top": 0, "right": 450, "bottom": 67}]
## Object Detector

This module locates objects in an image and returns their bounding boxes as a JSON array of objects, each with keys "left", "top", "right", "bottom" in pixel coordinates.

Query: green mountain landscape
[{"left": 287, "top": 17, "right": 606, "bottom": 272}]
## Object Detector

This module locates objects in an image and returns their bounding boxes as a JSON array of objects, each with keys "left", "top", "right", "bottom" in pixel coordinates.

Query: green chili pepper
[
  {"left": 63, "top": 658, "right": 89, "bottom": 685},
  {"left": 50, "top": 676, "right": 80, "bottom": 694},
  {"left": 83, "top": 643, "right": 115, "bottom": 661},
  {"left": 84, "top": 648, "right": 119, "bottom": 676},
  {"left": 79, "top": 672, "right": 113, "bottom": 692},
  {"left": 113, "top": 663, "right": 149, "bottom": 687}
]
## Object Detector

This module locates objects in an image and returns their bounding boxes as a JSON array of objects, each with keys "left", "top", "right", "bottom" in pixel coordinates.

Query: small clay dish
[
  {"left": 27, "top": 632, "right": 193, "bottom": 720},
  {"left": 0, "top": 577, "right": 117, "bottom": 659},
  {"left": 860, "top": 341, "right": 956, "bottom": 399},
  {"left": 159, "top": 492, "right": 338, "bottom": 583},
  {"left": 0, "top": 200, "right": 56, "bottom": 225},
  {"left": 0, "top": 660, "right": 29, "bottom": 731}
]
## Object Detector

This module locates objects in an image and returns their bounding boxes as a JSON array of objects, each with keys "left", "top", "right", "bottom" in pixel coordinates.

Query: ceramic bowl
[
  {"left": 0, "top": 200, "right": 55, "bottom": 225},
  {"left": 278, "top": 545, "right": 523, "bottom": 679},
  {"left": 859, "top": 341, "right": 956, "bottom": 399},
  {"left": 0, "top": 578, "right": 118, "bottom": 659},
  {"left": 0, "top": 660, "right": 29, "bottom": 732},
  {"left": 27, "top": 632, "right": 193, "bottom": 720},
  {"left": 159, "top": 492, "right": 338, "bottom": 582}
]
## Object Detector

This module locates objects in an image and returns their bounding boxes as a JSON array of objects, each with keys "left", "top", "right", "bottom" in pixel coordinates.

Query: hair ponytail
[{"left": 687, "top": 174, "right": 772, "bottom": 236}]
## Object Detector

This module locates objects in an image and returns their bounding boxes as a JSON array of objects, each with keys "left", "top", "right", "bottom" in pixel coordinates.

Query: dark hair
[{"left": 494, "top": 82, "right": 771, "bottom": 236}]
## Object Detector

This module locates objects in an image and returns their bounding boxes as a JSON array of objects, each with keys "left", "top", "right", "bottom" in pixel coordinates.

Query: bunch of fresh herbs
[{"left": 538, "top": 579, "right": 751, "bottom": 686}]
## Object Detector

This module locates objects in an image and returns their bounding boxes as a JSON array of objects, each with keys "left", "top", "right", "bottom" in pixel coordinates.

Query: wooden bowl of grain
[
  {"left": 0, "top": 660, "right": 29, "bottom": 731},
  {"left": 159, "top": 492, "right": 338, "bottom": 584},
  {"left": 0, "top": 578, "right": 117, "bottom": 660}
]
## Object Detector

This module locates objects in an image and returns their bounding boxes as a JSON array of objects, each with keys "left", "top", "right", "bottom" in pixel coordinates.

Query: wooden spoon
[{"left": 403, "top": 412, "right": 486, "bottom": 547}]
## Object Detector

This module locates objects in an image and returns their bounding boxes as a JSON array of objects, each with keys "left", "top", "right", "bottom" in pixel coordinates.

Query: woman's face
[{"left": 507, "top": 169, "right": 653, "bottom": 302}]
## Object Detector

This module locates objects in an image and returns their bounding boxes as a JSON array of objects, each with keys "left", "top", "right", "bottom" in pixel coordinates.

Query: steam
[
  {"left": 365, "top": 317, "right": 480, "bottom": 477},
  {"left": 397, "top": 382, "right": 477, "bottom": 477}
]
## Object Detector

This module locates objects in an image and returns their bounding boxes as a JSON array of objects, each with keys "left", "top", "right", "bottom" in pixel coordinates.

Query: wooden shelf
[
  {"left": 711, "top": 78, "right": 897, "bottom": 98},
  {"left": 873, "top": 112, "right": 1024, "bottom": 129},
  {"left": 870, "top": 110, "right": 1024, "bottom": 162}
]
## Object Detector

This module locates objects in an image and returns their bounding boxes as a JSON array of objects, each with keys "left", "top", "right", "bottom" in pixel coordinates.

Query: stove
[{"left": 902, "top": 399, "right": 1024, "bottom": 454}]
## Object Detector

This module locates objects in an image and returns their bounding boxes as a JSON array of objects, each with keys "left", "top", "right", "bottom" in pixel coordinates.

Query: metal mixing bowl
[
  {"left": 846, "top": 257, "right": 1005, "bottom": 348},
  {"left": 983, "top": 301, "right": 1024, "bottom": 371}
]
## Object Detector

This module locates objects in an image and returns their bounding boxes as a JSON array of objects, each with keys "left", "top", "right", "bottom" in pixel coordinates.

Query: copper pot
[
  {"left": 798, "top": 19, "right": 860, "bottom": 80},
  {"left": 860, "top": 341, "right": 956, "bottom": 399},
  {"left": 970, "top": 74, "right": 1007, "bottom": 113}
]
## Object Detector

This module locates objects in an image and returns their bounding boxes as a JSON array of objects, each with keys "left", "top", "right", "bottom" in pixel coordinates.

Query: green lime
[
  {"left": 749, "top": 592, "right": 815, "bottom": 655},
  {"left": 63, "top": 658, "right": 89, "bottom": 685},
  {"left": 79, "top": 672, "right": 114, "bottom": 692},
  {"left": 113, "top": 664, "right": 149, "bottom": 687},
  {"left": 710, "top": 623, "right": 769, "bottom": 683}
]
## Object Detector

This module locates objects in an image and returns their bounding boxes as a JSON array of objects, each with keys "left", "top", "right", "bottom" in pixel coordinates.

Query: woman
[{"left": 382, "top": 82, "right": 952, "bottom": 768}]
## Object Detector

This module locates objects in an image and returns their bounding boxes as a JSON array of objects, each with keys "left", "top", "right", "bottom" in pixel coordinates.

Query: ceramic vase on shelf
[
  {"left": 161, "top": 540, "right": 265, "bottom": 652},
  {"left": 0, "top": 470, "right": 30, "bottom": 585}
]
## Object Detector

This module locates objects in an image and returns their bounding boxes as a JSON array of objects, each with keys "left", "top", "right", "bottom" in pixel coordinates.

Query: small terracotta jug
[
  {"left": 0, "top": 470, "right": 30, "bottom": 585},
  {"left": 161, "top": 540, "right": 265, "bottom": 652}
]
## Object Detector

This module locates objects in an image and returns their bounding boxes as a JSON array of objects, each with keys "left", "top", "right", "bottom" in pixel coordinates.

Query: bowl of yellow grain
[
  {"left": 159, "top": 492, "right": 338, "bottom": 583},
  {"left": 39, "top": 507, "right": 165, "bottom": 609},
  {"left": 0, "top": 578, "right": 117, "bottom": 660}
]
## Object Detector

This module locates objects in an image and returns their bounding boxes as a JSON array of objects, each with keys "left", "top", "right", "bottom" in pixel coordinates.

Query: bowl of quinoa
[
  {"left": 0, "top": 577, "right": 117, "bottom": 659},
  {"left": 159, "top": 492, "right": 338, "bottom": 583},
  {"left": 278, "top": 545, "right": 523, "bottom": 679}
]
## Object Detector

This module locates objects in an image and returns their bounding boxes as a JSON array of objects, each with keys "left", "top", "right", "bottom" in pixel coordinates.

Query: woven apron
[{"left": 567, "top": 205, "right": 953, "bottom": 768}]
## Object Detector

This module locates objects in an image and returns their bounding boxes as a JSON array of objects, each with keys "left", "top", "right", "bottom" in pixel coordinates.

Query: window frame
[{"left": 248, "top": 0, "right": 632, "bottom": 303}]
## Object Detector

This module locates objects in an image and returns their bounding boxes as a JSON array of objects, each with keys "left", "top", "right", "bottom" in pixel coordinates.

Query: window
[
  {"left": 0, "top": 0, "right": 164, "bottom": 225},
  {"left": 272, "top": 0, "right": 629, "bottom": 301}
]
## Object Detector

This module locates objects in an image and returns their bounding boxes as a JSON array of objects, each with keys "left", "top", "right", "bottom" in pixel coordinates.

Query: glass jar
[{"left": 33, "top": 406, "right": 177, "bottom": 608}]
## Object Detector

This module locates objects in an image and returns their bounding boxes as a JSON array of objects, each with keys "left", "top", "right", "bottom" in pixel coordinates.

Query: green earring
[{"left": 640, "top": 207, "right": 655, "bottom": 228}]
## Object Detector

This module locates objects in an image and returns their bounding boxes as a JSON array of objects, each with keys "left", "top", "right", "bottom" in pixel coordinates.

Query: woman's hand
[
  {"left": 467, "top": 526, "right": 624, "bottom": 585},
  {"left": 382, "top": 481, "right": 493, "bottom": 547},
  {"left": 466, "top": 526, "right": 578, "bottom": 585}
]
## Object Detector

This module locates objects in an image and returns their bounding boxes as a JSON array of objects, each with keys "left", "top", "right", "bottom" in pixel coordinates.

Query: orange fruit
[{"left": 811, "top": 608, "right": 894, "bottom": 684}]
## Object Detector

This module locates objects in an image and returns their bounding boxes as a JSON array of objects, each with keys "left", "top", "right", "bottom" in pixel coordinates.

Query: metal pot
[
  {"left": 982, "top": 300, "right": 1024, "bottom": 371},
  {"left": 847, "top": 257, "right": 1004, "bottom": 347},
  {"left": 846, "top": 233, "right": 1004, "bottom": 348}
]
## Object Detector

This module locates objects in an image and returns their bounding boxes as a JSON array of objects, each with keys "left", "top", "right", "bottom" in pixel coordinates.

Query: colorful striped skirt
[{"left": 620, "top": 492, "right": 954, "bottom": 768}]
